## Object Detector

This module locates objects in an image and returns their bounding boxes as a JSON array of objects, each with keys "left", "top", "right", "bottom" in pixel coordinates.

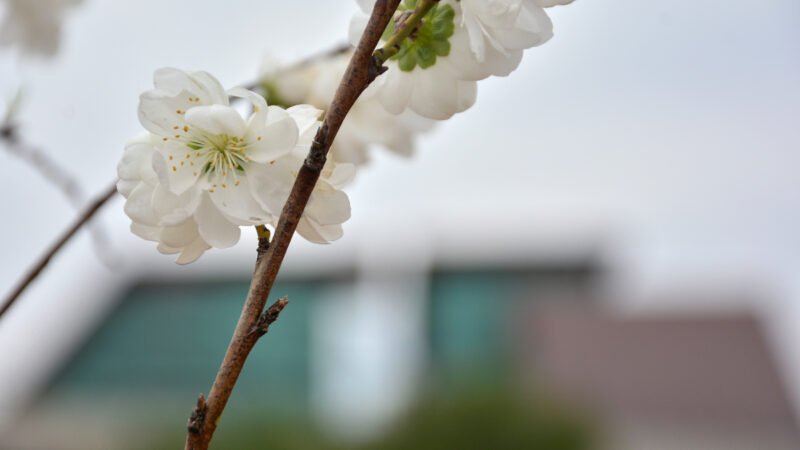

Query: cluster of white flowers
[
  {"left": 118, "top": 69, "right": 353, "bottom": 263},
  {"left": 0, "top": 0, "right": 82, "bottom": 57},
  {"left": 261, "top": 52, "right": 435, "bottom": 166},
  {"left": 120, "top": 1, "right": 575, "bottom": 263},
  {"left": 350, "top": 0, "right": 573, "bottom": 119}
]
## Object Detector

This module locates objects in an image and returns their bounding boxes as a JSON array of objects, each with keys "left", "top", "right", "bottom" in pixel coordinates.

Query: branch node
[
  {"left": 250, "top": 296, "right": 289, "bottom": 337},
  {"left": 369, "top": 55, "right": 389, "bottom": 81},
  {"left": 255, "top": 225, "right": 271, "bottom": 265},
  {"left": 187, "top": 394, "right": 208, "bottom": 436},
  {"left": 256, "top": 238, "right": 270, "bottom": 259},
  {"left": 305, "top": 124, "right": 329, "bottom": 170},
  {"left": 0, "top": 123, "right": 16, "bottom": 141}
]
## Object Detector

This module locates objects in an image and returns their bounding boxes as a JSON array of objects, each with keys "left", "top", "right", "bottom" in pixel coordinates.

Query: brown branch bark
[
  {"left": 184, "top": 1, "right": 401, "bottom": 449},
  {"left": 0, "top": 181, "right": 117, "bottom": 318}
]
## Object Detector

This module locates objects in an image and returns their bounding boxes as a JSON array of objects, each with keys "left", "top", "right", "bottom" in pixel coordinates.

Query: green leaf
[
  {"left": 384, "top": 3, "right": 456, "bottom": 72},
  {"left": 398, "top": 48, "right": 418, "bottom": 71}
]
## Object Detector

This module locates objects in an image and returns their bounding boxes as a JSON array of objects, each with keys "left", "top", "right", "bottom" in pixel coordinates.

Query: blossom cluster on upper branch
[{"left": 118, "top": 0, "right": 575, "bottom": 263}]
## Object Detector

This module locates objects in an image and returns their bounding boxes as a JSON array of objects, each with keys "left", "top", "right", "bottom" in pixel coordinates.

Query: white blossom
[
  {"left": 350, "top": 0, "right": 571, "bottom": 119},
  {"left": 119, "top": 68, "right": 353, "bottom": 263},
  {"left": 117, "top": 137, "right": 211, "bottom": 264},
  {"left": 0, "top": 0, "right": 82, "bottom": 57},
  {"left": 350, "top": 0, "right": 479, "bottom": 120},
  {"left": 259, "top": 55, "right": 319, "bottom": 108},
  {"left": 248, "top": 105, "right": 355, "bottom": 243},
  {"left": 457, "top": 0, "right": 554, "bottom": 78},
  {"left": 262, "top": 52, "right": 435, "bottom": 165}
]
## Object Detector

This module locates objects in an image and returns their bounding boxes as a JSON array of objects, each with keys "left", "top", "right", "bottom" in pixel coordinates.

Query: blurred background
[{"left": 0, "top": 0, "right": 799, "bottom": 448}]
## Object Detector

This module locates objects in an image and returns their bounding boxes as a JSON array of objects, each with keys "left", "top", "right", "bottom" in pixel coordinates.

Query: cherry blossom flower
[
  {"left": 457, "top": 0, "right": 554, "bottom": 78},
  {"left": 350, "top": 0, "right": 572, "bottom": 119},
  {"left": 117, "top": 137, "right": 211, "bottom": 264},
  {"left": 350, "top": 0, "right": 479, "bottom": 120},
  {"left": 247, "top": 105, "right": 355, "bottom": 243},
  {"left": 119, "top": 68, "right": 354, "bottom": 263},
  {"left": 261, "top": 52, "right": 435, "bottom": 165}
]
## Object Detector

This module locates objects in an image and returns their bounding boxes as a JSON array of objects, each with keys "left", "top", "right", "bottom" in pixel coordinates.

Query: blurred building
[
  {"left": 532, "top": 309, "right": 800, "bottom": 450},
  {"left": 1, "top": 254, "right": 601, "bottom": 449},
  {"left": 2, "top": 235, "right": 797, "bottom": 450}
]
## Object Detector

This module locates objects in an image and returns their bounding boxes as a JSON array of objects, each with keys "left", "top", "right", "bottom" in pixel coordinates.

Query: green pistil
[
  {"left": 187, "top": 134, "right": 249, "bottom": 176},
  {"left": 383, "top": 0, "right": 455, "bottom": 71}
]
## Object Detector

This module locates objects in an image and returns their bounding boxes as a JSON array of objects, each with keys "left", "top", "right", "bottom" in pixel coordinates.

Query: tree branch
[
  {"left": 184, "top": 1, "right": 402, "bottom": 449},
  {"left": 0, "top": 181, "right": 117, "bottom": 318}
]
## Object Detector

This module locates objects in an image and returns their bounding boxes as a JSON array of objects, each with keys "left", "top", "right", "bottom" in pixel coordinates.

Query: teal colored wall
[{"left": 48, "top": 279, "right": 324, "bottom": 418}]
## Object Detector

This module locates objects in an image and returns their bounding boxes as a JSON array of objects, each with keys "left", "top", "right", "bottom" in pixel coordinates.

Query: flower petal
[
  {"left": 153, "top": 68, "right": 228, "bottom": 105},
  {"left": 157, "top": 243, "right": 180, "bottom": 255},
  {"left": 228, "top": 87, "right": 267, "bottom": 113},
  {"left": 131, "top": 223, "right": 160, "bottom": 241},
  {"left": 117, "top": 142, "right": 154, "bottom": 182},
  {"left": 194, "top": 193, "right": 241, "bottom": 249},
  {"left": 152, "top": 182, "right": 201, "bottom": 226},
  {"left": 116, "top": 179, "right": 138, "bottom": 198},
  {"left": 498, "top": 1, "right": 553, "bottom": 49},
  {"left": 326, "top": 163, "right": 356, "bottom": 189},
  {"left": 152, "top": 142, "right": 203, "bottom": 196},
  {"left": 297, "top": 218, "right": 343, "bottom": 244},
  {"left": 207, "top": 174, "right": 272, "bottom": 224},
  {"left": 377, "top": 65, "right": 414, "bottom": 114},
  {"left": 307, "top": 187, "right": 351, "bottom": 226},
  {"left": 189, "top": 71, "right": 229, "bottom": 105},
  {"left": 138, "top": 89, "right": 193, "bottom": 136},
  {"left": 124, "top": 183, "right": 158, "bottom": 226},
  {"left": 159, "top": 219, "right": 200, "bottom": 249},
  {"left": 153, "top": 68, "right": 197, "bottom": 96},
  {"left": 296, "top": 218, "right": 329, "bottom": 244},
  {"left": 410, "top": 65, "right": 477, "bottom": 119},
  {"left": 176, "top": 236, "right": 211, "bottom": 265},
  {"left": 445, "top": 28, "right": 494, "bottom": 80},
  {"left": 246, "top": 106, "right": 299, "bottom": 163},
  {"left": 287, "top": 105, "right": 323, "bottom": 136},
  {"left": 184, "top": 104, "right": 246, "bottom": 137},
  {"left": 246, "top": 158, "right": 296, "bottom": 213}
]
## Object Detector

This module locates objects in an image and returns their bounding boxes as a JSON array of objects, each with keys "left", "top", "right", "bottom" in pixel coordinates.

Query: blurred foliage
[
  {"left": 148, "top": 386, "right": 594, "bottom": 450},
  {"left": 359, "top": 386, "right": 594, "bottom": 450}
]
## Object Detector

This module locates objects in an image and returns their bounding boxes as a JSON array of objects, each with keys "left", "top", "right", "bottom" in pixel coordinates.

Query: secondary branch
[{"left": 0, "top": 182, "right": 118, "bottom": 317}]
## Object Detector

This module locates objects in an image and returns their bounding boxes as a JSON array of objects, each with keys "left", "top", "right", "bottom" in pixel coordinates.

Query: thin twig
[
  {"left": 240, "top": 42, "right": 353, "bottom": 92},
  {"left": 0, "top": 181, "right": 118, "bottom": 318},
  {"left": 184, "top": 1, "right": 402, "bottom": 449},
  {"left": 0, "top": 129, "right": 114, "bottom": 264}
]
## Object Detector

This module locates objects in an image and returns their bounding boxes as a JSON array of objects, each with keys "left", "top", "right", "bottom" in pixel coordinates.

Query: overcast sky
[{"left": 0, "top": 0, "right": 799, "bottom": 421}]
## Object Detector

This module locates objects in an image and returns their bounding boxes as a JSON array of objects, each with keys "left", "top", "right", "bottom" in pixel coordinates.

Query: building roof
[{"left": 531, "top": 309, "right": 799, "bottom": 429}]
